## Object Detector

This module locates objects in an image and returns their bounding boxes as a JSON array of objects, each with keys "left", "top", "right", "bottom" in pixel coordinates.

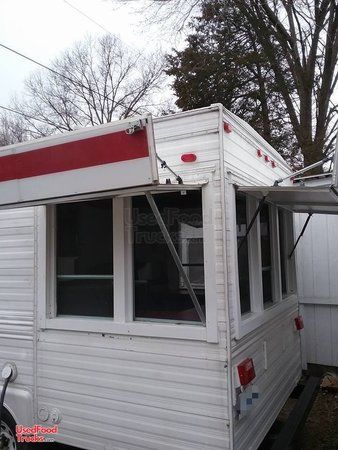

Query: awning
[
  {"left": 238, "top": 184, "right": 338, "bottom": 215},
  {"left": 0, "top": 114, "right": 159, "bottom": 209},
  {"left": 0, "top": 182, "right": 204, "bottom": 210}
]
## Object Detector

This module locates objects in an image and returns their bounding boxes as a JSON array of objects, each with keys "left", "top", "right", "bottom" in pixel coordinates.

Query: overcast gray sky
[
  {"left": 0, "top": 0, "right": 178, "bottom": 105},
  {"left": 1, "top": 1, "right": 336, "bottom": 111}
]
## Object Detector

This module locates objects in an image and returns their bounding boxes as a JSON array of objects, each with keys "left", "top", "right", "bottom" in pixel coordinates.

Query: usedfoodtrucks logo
[{"left": 16, "top": 425, "right": 58, "bottom": 443}]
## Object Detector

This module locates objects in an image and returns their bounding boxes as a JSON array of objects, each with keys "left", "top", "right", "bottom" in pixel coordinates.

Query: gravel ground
[
  {"left": 260, "top": 385, "right": 338, "bottom": 450},
  {"left": 295, "top": 389, "right": 338, "bottom": 450}
]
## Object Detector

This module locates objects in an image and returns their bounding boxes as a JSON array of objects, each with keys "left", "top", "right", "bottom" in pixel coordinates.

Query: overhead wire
[
  {"left": 63, "top": 0, "right": 112, "bottom": 35},
  {"left": 0, "top": 1, "right": 132, "bottom": 99},
  {"left": 0, "top": 104, "right": 70, "bottom": 130},
  {"left": 0, "top": 42, "right": 110, "bottom": 103},
  {"left": 0, "top": 2, "right": 160, "bottom": 133},
  {"left": 62, "top": 0, "right": 136, "bottom": 52},
  {"left": 0, "top": 0, "right": 144, "bottom": 120}
]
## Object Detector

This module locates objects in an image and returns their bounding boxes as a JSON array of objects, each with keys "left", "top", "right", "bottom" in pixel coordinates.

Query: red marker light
[
  {"left": 294, "top": 316, "right": 304, "bottom": 330},
  {"left": 257, "top": 149, "right": 263, "bottom": 157},
  {"left": 223, "top": 122, "right": 232, "bottom": 133},
  {"left": 264, "top": 155, "right": 270, "bottom": 163},
  {"left": 237, "top": 358, "right": 256, "bottom": 386},
  {"left": 181, "top": 153, "right": 197, "bottom": 163},
  {"left": 271, "top": 160, "right": 276, "bottom": 168}
]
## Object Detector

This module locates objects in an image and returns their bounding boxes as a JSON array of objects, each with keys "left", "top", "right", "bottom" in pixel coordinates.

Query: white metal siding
[
  {"left": 222, "top": 110, "right": 301, "bottom": 450},
  {"left": 232, "top": 304, "right": 301, "bottom": 450},
  {"left": 223, "top": 111, "right": 290, "bottom": 188},
  {"left": 37, "top": 334, "right": 228, "bottom": 450},
  {"left": 296, "top": 213, "right": 338, "bottom": 367},
  {"left": 0, "top": 207, "right": 35, "bottom": 387}
]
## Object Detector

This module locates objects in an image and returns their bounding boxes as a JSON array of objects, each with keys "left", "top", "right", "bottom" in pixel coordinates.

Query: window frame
[
  {"left": 37, "top": 184, "right": 219, "bottom": 343},
  {"left": 232, "top": 187, "right": 297, "bottom": 339},
  {"left": 178, "top": 223, "right": 204, "bottom": 291},
  {"left": 278, "top": 208, "right": 297, "bottom": 296},
  {"left": 53, "top": 199, "right": 115, "bottom": 319}
]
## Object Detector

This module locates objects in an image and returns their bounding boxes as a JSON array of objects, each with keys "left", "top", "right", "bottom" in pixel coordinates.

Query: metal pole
[
  {"left": 274, "top": 156, "right": 333, "bottom": 186},
  {"left": 146, "top": 193, "right": 206, "bottom": 325},
  {"left": 288, "top": 213, "right": 313, "bottom": 259}
]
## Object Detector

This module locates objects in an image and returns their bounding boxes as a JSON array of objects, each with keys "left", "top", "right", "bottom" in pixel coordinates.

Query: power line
[
  {"left": 62, "top": 0, "right": 135, "bottom": 52},
  {"left": 0, "top": 104, "right": 69, "bottom": 130},
  {"left": 63, "top": 0, "right": 112, "bottom": 35},
  {"left": 0, "top": 42, "right": 109, "bottom": 102}
]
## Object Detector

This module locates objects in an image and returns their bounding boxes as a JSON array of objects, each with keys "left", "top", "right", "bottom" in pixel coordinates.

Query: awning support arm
[
  {"left": 274, "top": 156, "right": 332, "bottom": 186},
  {"left": 238, "top": 195, "right": 267, "bottom": 252},
  {"left": 156, "top": 154, "right": 183, "bottom": 184},
  {"left": 145, "top": 193, "right": 206, "bottom": 325},
  {"left": 288, "top": 213, "right": 313, "bottom": 259}
]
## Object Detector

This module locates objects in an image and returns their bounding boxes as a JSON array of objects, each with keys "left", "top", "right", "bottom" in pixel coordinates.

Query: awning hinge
[{"left": 125, "top": 120, "right": 144, "bottom": 135}]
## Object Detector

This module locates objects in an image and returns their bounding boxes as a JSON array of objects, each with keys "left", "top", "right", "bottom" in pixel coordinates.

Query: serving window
[
  {"left": 278, "top": 208, "right": 296, "bottom": 296},
  {"left": 236, "top": 194, "right": 251, "bottom": 314},
  {"left": 235, "top": 191, "right": 295, "bottom": 320},
  {"left": 260, "top": 203, "right": 273, "bottom": 306},
  {"left": 43, "top": 186, "right": 215, "bottom": 341},
  {"left": 132, "top": 191, "right": 205, "bottom": 323},
  {"left": 56, "top": 199, "right": 113, "bottom": 317}
]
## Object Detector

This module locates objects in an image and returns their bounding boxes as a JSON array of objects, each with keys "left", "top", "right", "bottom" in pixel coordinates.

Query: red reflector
[
  {"left": 181, "top": 153, "right": 197, "bottom": 163},
  {"left": 223, "top": 122, "right": 232, "bottom": 133},
  {"left": 257, "top": 149, "right": 263, "bottom": 157},
  {"left": 237, "top": 358, "right": 256, "bottom": 386},
  {"left": 264, "top": 155, "right": 270, "bottom": 162},
  {"left": 294, "top": 316, "right": 304, "bottom": 330}
]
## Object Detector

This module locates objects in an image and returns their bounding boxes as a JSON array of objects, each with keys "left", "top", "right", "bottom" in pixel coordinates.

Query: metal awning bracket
[
  {"left": 274, "top": 155, "right": 333, "bottom": 186},
  {"left": 288, "top": 213, "right": 313, "bottom": 259},
  {"left": 145, "top": 193, "right": 206, "bottom": 325}
]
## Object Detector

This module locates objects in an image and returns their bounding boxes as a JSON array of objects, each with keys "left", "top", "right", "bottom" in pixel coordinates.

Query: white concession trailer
[{"left": 0, "top": 104, "right": 337, "bottom": 450}]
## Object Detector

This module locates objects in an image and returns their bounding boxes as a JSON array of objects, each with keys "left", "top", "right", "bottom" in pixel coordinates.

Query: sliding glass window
[
  {"left": 260, "top": 203, "right": 273, "bottom": 306},
  {"left": 236, "top": 193, "right": 251, "bottom": 314},
  {"left": 56, "top": 199, "right": 113, "bottom": 317},
  {"left": 132, "top": 191, "right": 205, "bottom": 323}
]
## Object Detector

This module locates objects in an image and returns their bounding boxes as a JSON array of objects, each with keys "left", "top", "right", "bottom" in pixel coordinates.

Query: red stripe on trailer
[{"left": 0, "top": 129, "right": 149, "bottom": 182}]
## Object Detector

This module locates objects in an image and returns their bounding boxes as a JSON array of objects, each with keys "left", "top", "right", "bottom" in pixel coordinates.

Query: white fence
[{"left": 296, "top": 213, "right": 338, "bottom": 367}]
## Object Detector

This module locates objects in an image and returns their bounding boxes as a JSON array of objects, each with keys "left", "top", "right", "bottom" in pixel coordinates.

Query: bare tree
[
  {"left": 2, "top": 34, "right": 166, "bottom": 142},
  {"left": 120, "top": 0, "right": 338, "bottom": 166},
  {"left": 0, "top": 112, "right": 31, "bottom": 146}
]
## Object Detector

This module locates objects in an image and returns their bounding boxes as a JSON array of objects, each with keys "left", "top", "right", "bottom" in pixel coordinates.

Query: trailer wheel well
[{"left": 1, "top": 407, "right": 28, "bottom": 449}]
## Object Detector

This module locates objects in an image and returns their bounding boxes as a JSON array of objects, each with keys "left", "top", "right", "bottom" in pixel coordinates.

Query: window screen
[
  {"left": 133, "top": 191, "right": 205, "bottom": 323},
  {"left": 236, "top": 194, "right": 251, "bottom": 314},
  {"left": 260, "top": 204, "right": 273, "bottom": 305},
  {"left": 56, "top": 199, "right": 113, "bottom": 317}
]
